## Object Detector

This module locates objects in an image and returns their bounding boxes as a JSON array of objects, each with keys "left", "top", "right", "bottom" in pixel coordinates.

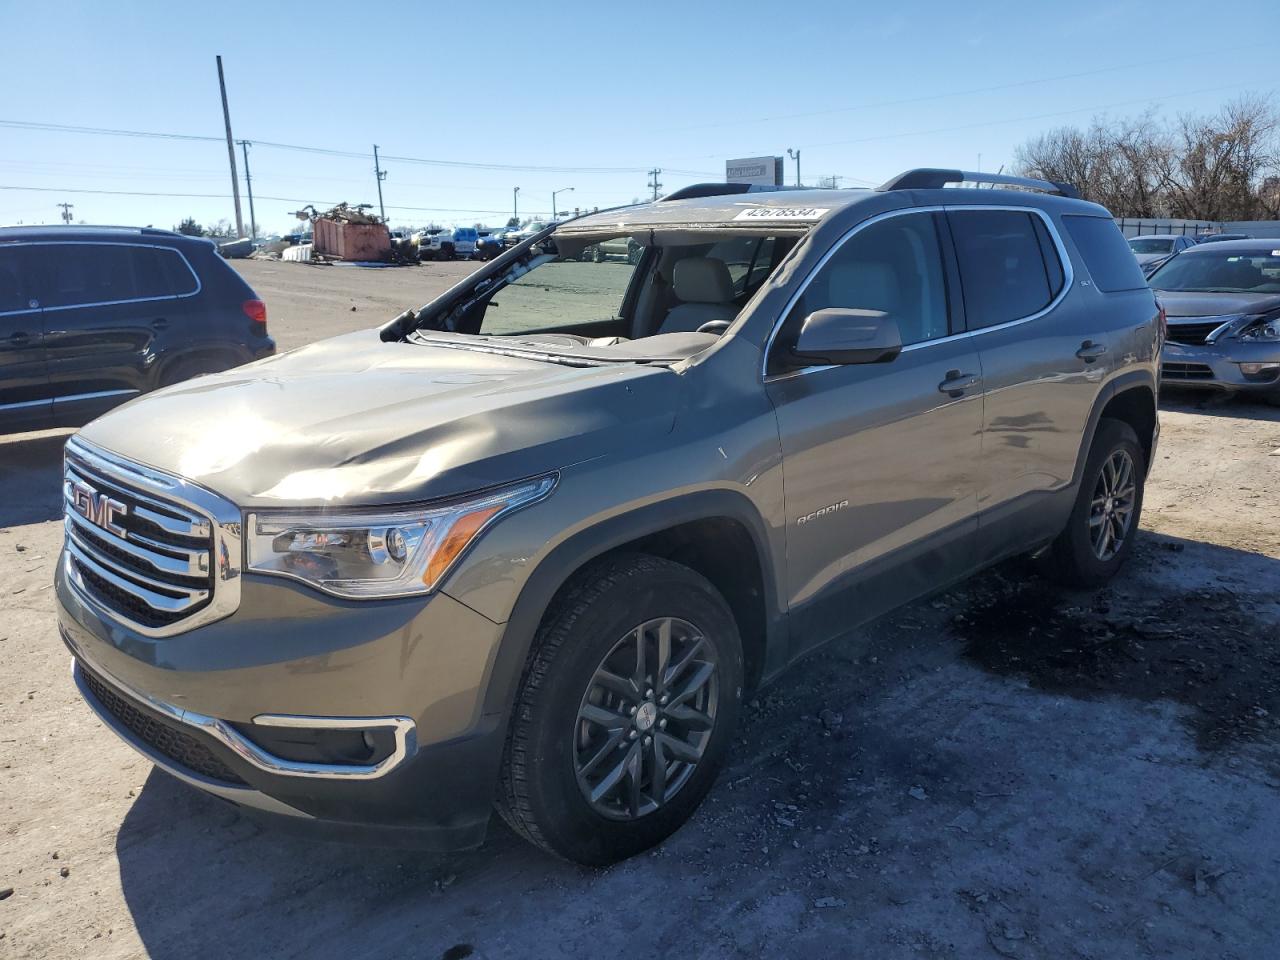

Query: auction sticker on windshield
[{"left": 732, "top": 207, "right": 830, "bottom": 221}]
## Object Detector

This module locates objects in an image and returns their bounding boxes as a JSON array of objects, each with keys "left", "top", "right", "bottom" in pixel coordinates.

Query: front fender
[{"left": 448, "top": 487, "right": 787, "bottom": 719}]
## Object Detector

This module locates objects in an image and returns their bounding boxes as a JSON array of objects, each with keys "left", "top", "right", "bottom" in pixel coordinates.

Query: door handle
[
  {"left": 1076, "top": 340, "right": 1108, "bottom": 363},
  {"left": 151, "top": 318, "right": 169, "bottom": 330},
  {"left": 938, "top": 369, "right": 981, "bottom": 397}
]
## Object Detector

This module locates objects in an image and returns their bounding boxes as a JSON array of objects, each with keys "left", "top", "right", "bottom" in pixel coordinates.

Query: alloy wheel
[
  {"left": 1089, "top": 448, "right": 1137, "bottom": 561},
  {"left": 573, "top": 617, "right": 719, "bottom": 820}
]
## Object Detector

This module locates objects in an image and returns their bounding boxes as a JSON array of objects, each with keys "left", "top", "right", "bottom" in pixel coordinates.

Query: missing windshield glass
[{"left": 404, "top": 228, "right": 796, "bottom": 363}]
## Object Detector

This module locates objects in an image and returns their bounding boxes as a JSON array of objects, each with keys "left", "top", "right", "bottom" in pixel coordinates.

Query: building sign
[{"left": 726, "top": 156, "right": 783, "bottom": 186}]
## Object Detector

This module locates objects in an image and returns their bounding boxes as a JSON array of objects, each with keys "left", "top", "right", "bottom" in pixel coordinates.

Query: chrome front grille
[{"left": 62, "top": 438, "right": 242, "bottom": 637}]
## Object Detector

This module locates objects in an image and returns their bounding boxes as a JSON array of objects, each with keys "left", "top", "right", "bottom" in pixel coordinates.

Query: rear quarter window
[
  {"left": 948, "top": 209, "right": 1058, "bottom": 328},
  {"left": 1062, "top": 215, "right": 1149, "bottom": 293}
]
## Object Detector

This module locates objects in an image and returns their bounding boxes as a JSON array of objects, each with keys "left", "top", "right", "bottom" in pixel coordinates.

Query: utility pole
[
  {"left": 513, "top": 186, "right": 520, "bottom": 223},
  {"left": 215, "top": 55, "right": 245, "bottom": 238},
  {"left": 373, "top": 144, "right": 387, "bottom": 222},
  {"left": 787, "top": 148, "right": 802, "bottom": 187},
  {"left": 57, "top": 202, "right": 74, "bottom": 224},
  {"left": 648, "top": 168, "right": 663, "bottom": 201},
  {"left": 239, "top": 140, "right": 257, "bottom": 240}
]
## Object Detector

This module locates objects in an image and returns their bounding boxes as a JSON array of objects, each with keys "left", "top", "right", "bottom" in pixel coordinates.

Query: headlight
[
  {"left": 1239, "top": 316, "right": 1280, "bottom": 342},
  {"left": 246, "top": 476, "right": 555, "bottom": 598}
]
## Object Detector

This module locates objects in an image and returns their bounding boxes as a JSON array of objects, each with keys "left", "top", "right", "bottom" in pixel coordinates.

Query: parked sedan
[
  {"left": 1128, "top": 234, "right": 1196, "bottom": 267},
  {"left": 1150, "top": 239, "right": 1280, "bottom": 404}
]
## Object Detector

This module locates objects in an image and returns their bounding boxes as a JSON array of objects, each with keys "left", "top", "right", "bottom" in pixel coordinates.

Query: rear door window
[
  {"left": 1061, "top": 215, "right": 1148, "bottom": 292},
  {"left": 948, "top": 210, "right": 1059, "bottom": 329},
  {"left": 40, "top": 243, "right": 194, "bottom": 307},
  {"left": 0, "top": 247, "right": 34, "bottom": 313}
]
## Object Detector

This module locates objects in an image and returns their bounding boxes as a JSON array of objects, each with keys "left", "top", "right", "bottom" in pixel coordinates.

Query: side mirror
[{"left": 788, "top": 308, "right": 903, "bottom": 366}]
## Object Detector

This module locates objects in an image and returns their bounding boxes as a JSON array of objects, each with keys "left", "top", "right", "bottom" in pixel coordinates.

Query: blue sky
[{"left": 1, "top": 0, "right": 1275, "bottom": 233}]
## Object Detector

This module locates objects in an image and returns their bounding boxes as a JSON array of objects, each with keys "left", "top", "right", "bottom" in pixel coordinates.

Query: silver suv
[{"left": 57, "top": 169, "right": 1162, "bottom": 865}]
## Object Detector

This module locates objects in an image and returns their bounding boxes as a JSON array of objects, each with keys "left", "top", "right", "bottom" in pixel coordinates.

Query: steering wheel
[{"left": 695, "top": 320, "right": 732, "bottom": 336}]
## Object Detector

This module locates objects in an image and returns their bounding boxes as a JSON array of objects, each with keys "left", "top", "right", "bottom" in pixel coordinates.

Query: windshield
[
  {"left": 1149, "top": 249, "right": 1280, "bottom": 293},
  {"left": 409, "top": 230, "right": 794, "bottom": 361},
  {"left": 1128, "top": 238, "right": 1174, "bottom": 254}
]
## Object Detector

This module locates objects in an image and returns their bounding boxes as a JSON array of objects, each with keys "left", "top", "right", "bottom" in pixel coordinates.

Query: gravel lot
[{"left": 2, "top": 259, "right": 1279, "bottom": 959}]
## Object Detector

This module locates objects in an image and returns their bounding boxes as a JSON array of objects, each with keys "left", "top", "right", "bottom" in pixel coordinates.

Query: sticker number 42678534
[{"left": 732, "top": 207, "right": 830, "bottom": 221}]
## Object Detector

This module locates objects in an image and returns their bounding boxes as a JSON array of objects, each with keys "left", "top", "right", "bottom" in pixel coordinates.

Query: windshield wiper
[{"left": 408, "top": 332, "right": 611, "bottom": 367}]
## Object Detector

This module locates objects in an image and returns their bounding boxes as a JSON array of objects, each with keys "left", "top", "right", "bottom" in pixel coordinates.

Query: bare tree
[{"left": 1014, "top": 95, "right": 1280, "bottom": 219}]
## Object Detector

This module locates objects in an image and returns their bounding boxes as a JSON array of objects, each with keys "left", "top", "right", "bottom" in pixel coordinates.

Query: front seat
[{"left": 658, "top": 257, "right": 738, "bottom": 334}]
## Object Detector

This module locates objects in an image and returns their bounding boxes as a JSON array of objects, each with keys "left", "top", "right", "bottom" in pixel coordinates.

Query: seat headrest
[
  {"left": 673, "top": 257, "right": 735, "bottom": 304},
  {"left": 825, "top": 261, "right": 898, "bottom": 313}
]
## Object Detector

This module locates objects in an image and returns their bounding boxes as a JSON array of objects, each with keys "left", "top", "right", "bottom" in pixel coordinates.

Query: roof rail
[
  {"left": 877, "top": 168, "right": 1080, "bottom": 199},
  {"left": 661, "top": 182, "right": 794, "bottom": 202}
]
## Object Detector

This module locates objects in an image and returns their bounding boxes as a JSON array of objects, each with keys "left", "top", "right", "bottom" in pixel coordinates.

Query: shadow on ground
[
  {"left": 113, "top": 532, "right": 1280, "bottom": 960},
  {"left": 959, "top": 534, "right": 1280, "bottom": 750},
  {"left": 1159, "top": 387, "right": 1280, "bottom": 422},
  {"left": 0, "top": 429, "right": 71, "bottom": 527}
]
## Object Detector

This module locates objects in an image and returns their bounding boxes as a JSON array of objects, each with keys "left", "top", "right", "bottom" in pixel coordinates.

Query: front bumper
[
  {"left": 58, "top": 562, "right": 513, "bottom": 849},
  {"left": 1161, "top": 339, "right": 1280, "bottom": 394}
]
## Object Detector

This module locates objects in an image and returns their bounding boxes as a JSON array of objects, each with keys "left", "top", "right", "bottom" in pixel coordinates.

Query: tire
[
  {"left": 162, "top": 356, "right": 227, "bottom": 387},
  {"left": 497, "top": 553, "right": 743, "bottom": 865},
  {"left": 1262, "top": 391, "right": 1280, "bottom": 408},
  {"left": 627, "top": 243, "right": 642, "bottom": 266},
  {"left": 1040, "top": 418, "right": 1146, "bottom": 587},
  {"left": 592, "top": 246, "right": 605, "bottom": 263}
]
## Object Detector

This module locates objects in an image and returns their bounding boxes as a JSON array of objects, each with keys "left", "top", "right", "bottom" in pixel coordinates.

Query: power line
[
  {"left": 0, "top": 118, "right": 716, "bottom": 176},
  {"left": 0, "top": 184, "right": 563, "bottom": 216}
]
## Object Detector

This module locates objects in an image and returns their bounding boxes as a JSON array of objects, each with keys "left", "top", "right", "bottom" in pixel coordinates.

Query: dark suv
[
  {"left": 57, "top": 171, "right": 1161, "bottom": 865},
  {"left": 0, "top": 226, "right": 274, "bottom": 433}
]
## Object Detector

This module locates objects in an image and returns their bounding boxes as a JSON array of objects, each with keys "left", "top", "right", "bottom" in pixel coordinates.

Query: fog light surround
[{"left": 1239, "top": 362, "right": 1280, "bottom": 377}]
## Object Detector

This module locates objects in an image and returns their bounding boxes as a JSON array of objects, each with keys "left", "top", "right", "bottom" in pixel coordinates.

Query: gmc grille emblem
[{"left": 68, "top": 480, "right": 128, "bottom": 538}]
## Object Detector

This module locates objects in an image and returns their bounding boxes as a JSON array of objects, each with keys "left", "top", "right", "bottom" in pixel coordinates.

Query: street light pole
[
  {"left": 787, "top": 148, "right": 802, "bottom": 187},
  {"left": 552, "top": 186, "right": 575, "bottom": 220},
  {"left": 513, "top": 186, "right": 520, "bottom": 224}
]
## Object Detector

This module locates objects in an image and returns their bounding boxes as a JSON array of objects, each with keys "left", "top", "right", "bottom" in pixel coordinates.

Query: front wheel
[
  {"left": 497, "top": 554, "right": 743, "bottom": 865},
  {"left": 1040, "top": 418, "right": 1146, "bottom": 587}
]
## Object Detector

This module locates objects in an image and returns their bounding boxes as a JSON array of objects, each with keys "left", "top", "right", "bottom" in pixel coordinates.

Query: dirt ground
[{"left": 2, "top": 260, "right": 1279, "bottom": 959}]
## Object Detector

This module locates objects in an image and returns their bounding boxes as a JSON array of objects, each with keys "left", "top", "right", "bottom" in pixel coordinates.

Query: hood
[
  {"left": 1153, "top": 290, "right": 1280, "bottom": 319},
  {"left": 78, "top": 329, "right": 681, "bottom": 507}
]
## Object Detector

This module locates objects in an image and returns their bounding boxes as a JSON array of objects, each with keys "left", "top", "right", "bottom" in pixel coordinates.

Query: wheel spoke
[
  {"left": 590, "top": 748, "right": 632, "bottom": 804},
  {"left": 650, "top": 734, "right": 668, "bottom": 801},
  {"left": 594, "top": 668, "right": 639, "bottom": 702},
  {"left": 625, "top": 742, "right": 644, "bottom": 817},
  {"left": 655, "top": 619, "right": 672, "bottom": 692},
  {"left": 1116, "top": 455, "right": 1133, "bottom": 495},
  {"left": 1089, "top": 509, "right": 1107, "bottom": 528},
  {"left": 1098, "top": 519, "right": 1113, "bottom": 557},
  {"left": 632, "top": 624, "right": 647, "bottom": 688},
  {"left": 663, "top": 635, "right": 706, "bottom": 690},
  {"left": 1110, "top": 513, "right": 1126, "bottom": 546},
  {"left": 580, "top": 703, "right": 627, "bottom": 732},
  {"left": 578, "top": 728, "right": 625, "bottom": 777},
  {"left": 657, "top": 731, "right": 703, "bottom": 764},
  {"left": 668, "top": 660, "right": 715, "bottom": 708},
  {"left": 664, "top": 702, "right": 714, "bottom": 730}
]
